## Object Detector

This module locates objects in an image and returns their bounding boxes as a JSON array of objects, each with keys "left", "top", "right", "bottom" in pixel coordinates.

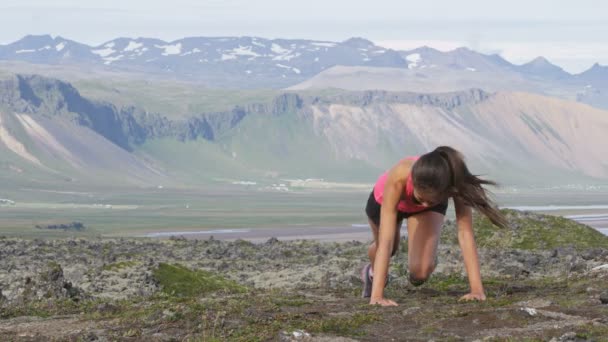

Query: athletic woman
[{"left": 362, "top": 146, "right": 508, "bottom": 306}]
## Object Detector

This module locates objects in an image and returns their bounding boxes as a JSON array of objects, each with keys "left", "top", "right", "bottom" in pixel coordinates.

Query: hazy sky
[{"left": 1, "top": 0, "right": 607, "bottom": 73}]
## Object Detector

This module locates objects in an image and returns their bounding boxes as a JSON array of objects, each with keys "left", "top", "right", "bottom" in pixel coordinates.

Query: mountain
[
  {"left": 287, "top": 61, "right": 608, "bottom": 111},
  {"left": 1, "top": 74, "right": 607, "bottom": 187},
  {"left": 399, "top": 46, "right": 513, "bottom": 73},
  {"left": 0, "top": 35, "right": 589, "bottom": 88},
  {"left": 2, "top": 35, "right": 608, "bottom": 111},
  {"left": 291, "top": 89, "right": 608, "bottom": 183},
  {"left": 0, "top": 35, "right": 98, "bottom": 64},
  {"left": 575, "top": 63, "right": 608, "bottom": 87},
  {"left": 0, "top": 35, "right": 407, "bottom": 88},
  {"left": 515, "top": 56, "right": 571, "bottom": 80},
  {"left": 0, "top": 74, "right": 169, "bottom": 187},
  {"left": 287, "top": 64, "right": 539, "bottom": 93}
]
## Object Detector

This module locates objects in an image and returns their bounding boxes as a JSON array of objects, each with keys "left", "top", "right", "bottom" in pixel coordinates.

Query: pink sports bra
[{"left": 372, "top": 156, "right": 428, "bottom": 213}]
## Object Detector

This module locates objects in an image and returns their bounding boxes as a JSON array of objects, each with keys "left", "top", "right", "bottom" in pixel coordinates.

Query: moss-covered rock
[
  {"left": 102, "top": 261, "right": 138, "bottom": 272},
  {"left": 441, "top": 209, "right": 608, "bottom": 250},
  {"left": 152, "top": 263, "right": 246, "bottom": 297}
]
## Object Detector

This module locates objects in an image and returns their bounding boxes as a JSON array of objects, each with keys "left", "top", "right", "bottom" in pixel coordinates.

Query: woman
[{"left": 362, "top": 146, "right": 508, "bottom": 306}]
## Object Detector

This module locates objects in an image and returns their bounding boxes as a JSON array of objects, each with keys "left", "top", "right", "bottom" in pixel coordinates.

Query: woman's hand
[
  {"left": 370, "top": 297, "right": 399, "bottom": 306},
  {"left": 459, "top": 292, "right": 486, "bottom": 302}
]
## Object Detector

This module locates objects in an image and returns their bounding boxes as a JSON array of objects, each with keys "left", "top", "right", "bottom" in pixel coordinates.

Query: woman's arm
[
  {"left": 454, "top": 197, "right": 486, "bottom": 301},
  {"left": 370, "top": 162, "right": 410, "bottom": 306}
]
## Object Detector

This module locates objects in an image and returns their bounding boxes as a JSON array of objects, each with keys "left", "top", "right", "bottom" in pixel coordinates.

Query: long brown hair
[{"left": 411, "top": 146, "right": 509, "bottom": 228}]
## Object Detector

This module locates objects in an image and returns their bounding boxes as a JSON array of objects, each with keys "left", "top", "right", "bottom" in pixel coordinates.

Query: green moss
[
  {"left": 271, "top": 296, "right": 312, "bottom": 307},
  {"left": 0, "top": 297, "right": 105, "bottom": 319},
  {"left": 39, "top": 261, "right": 63, "bottom": 282},
  {"left": 574, "top": 324, "right": 608, "bottom": 339},
  {"left": 426, "top": 274, "right": 468, "bottom": 292},
  {"left": 103, "top": 261, "right": 138, "bottom": 271},
  {"left": 471, "top": 209, "right": 608, "bottom": 250},
  {"left": 421, "top": 325, "right": 439, "bottom": 334},
  {"left": 304, "top": 312, "right": 379, "bottom": 336},
  {"left": 392, "top": 259, "right": 409, "bottom": 277},
  {"left": 553, "top": 295, "right": 586, "bottom": 308},
  {"left": 152, "top": 263, "right": 246, "bottom": 297},
  {"left": 484, "top": 296, "right": 518, "bottom": 307}
]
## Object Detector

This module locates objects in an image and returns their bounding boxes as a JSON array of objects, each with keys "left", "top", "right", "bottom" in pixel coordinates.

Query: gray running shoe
[
  {"left": 361, "top": 263, "right": 373, "bottom": 298},
  {"left": 361, "top": 263, "right": 391, "bottom": 298}
]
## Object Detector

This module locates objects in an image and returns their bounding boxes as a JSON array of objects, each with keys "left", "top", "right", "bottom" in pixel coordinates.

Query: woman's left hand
[{"left": 459, "top": 292, "right": 486, "bottom": 301}]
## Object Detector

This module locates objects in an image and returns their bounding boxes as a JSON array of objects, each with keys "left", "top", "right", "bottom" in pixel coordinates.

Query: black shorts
[{"left": 364, "top": 190, "right": 448, "bottom": 226}]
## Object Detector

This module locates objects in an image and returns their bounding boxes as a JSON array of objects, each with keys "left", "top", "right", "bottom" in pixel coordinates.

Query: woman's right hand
[{"left": 369, "top": 297, "right": 399, "bottom": 306}]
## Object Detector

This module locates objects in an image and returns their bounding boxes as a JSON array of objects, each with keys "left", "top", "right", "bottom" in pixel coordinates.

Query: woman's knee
[
  {"left": 408, "top": 264, "right": 436, "bottom": 286},
  {"left": 409, "top": 273, "right": 429, "bottom": 286}
]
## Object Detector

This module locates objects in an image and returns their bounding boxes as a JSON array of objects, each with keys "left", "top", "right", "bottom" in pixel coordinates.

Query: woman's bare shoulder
[{"left": 387, "top": 159, "right": 415, "bottom": 183}]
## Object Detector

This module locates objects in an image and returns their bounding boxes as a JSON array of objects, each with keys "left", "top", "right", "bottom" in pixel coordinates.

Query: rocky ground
[{"left": 1, "top": 209, "right": 608, "bottom": 341}]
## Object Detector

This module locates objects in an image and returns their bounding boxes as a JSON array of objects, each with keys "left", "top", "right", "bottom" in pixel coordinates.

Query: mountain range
[
  {"left": 0, "top": 35, "right": 405, "bottom": 88},
  {"left": 0, "top": 36, "right": 606, "bottom": 102},
  {"left": 1, "top": 74, "right": 607, "bottom": 189},
  {"left": 2, "top": 34, "right": 607, "bottom": 116}
]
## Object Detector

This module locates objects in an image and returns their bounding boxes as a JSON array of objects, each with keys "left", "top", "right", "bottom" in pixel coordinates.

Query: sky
[{"left": 1, "top": 0, "right": 607, "bottom": 73}]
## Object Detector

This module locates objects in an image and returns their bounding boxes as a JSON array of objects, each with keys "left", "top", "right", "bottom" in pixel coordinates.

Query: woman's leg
[
  {"left": 362, "top": 217, "right": 403, "bottom": 297},
  {"left": 406, "top": 211, "right": 444, "bottom": 286}
]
